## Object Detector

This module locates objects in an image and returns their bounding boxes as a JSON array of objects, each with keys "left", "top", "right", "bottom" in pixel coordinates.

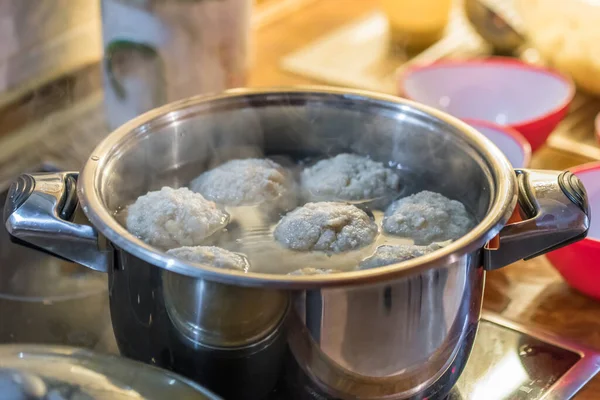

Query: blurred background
[
  {"left": 0, "top": 0, "right": 598, "bottom": 168},
  {"left": 2, "top": 1, "right": 600, "bottom": 398}
]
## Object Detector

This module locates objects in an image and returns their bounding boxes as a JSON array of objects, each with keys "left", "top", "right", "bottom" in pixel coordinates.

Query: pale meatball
[
  {"left": 359, "top": 242, "right": 448, "bottom": 270},
  {"left": 382, "top": 191, "right": 474, "bottom": 245},
  {"left": 274, "top": 202, "right": 378, "bottom": 253},
  {"left": 288, "top": 267, "right": 341, "bottom": 276},
  {"left": 167, "top": 246, "right": 249, "bottom": 272},
  {"left": 126, "top": 187, "right": 229, "bottom": 249},
  {"left": 301, "top": 153, "right": 400, "bottom": 201},
  {"left": 190, "top": 158, "right": 295, "bottom": 209}
]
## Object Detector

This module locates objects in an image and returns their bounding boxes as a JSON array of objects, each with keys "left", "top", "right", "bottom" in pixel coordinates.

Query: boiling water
[
  {"left": 113, "top": 201, "right": 414, "bottom": 275},
  {"left": 220, "top": 208, "right": 413, "bottom": 275},
  {"left": 113, "top": 155, "right": 468, "bottom": 275}
]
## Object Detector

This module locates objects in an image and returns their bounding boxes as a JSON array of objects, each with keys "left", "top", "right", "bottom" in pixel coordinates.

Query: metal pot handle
[
  {"left": 484, "top": 169, "right": 590, "bottom": 271},
  {"left": 3, "top": 172, "right": 108, "bottom": 273}
]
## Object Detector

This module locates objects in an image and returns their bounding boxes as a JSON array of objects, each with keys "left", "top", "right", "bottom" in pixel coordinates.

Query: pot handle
[
  {"left": 483, "top": 169, "right": 590, "bottom": 271},
  {"left": 3, "top": 172, "right": 108, "bottom": 273}
]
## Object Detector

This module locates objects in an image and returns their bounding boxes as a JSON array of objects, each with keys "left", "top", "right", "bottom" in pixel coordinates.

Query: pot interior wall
[{"left": 98, "top": 93, "right": 495, "bottom": 222}]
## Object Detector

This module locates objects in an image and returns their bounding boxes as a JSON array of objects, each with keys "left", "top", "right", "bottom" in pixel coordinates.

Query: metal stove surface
[
  {"left": 451, "top": 313, "right": 600, "bottom": 400},
  {"left": 267, "top": 313, "right": 600, "bottom": 400},
  {"left": 1, "top": 169, "right": 599, "bottom": 399}
]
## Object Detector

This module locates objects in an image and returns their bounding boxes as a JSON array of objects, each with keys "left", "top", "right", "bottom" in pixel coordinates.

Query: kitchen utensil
[
  {"left": 546, "top": 161, "right": 600, "bottom": 300},
  {"left": 0, "top": 344, "right": 220, "bottom": 399},
  {"left": 464, "top": 0, "right": 524, "bottom": 55},
  {"left": 517, "top": 0, "right": 600, "bottom": 96},
  {"left": 464, "top": 119, "right": 531, "bottom": 168},
  {"left": 3, "top": 87, "right": 590, "bottom": 399},
  {"left": 399, "top": 58, "right": 575, "bottom": 151}
]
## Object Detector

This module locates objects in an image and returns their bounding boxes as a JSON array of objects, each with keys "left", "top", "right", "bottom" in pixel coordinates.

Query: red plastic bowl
[
  {"left": 546, "top": 162, "right": 600, "bottom": 300},
  {"left": 399, "top": 58, "right": 575, "bottom": 152},
  {"left": 463, "top": 119, "right": 531, "bottom": 168}
]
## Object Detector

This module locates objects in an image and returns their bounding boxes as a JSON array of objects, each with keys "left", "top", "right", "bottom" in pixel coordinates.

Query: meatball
[
  {"left": 300, "top": 153, "right": 400, "bottom": 201},
  {"left": 382, "top": 191, "right": 474, "bottom": 245},
  {"left": 126, "top": 187, "right": 229, "bottom": 249},
  {"left": 359, "top": 242, "right": 447, "bottom": 270},
  {"left": 288, "top": 267, "right": 341, "bottom": 276},
  {"left": 273, "top": 202, "right": 378, "bottom": 253},
  {"left": 190, "top": 158, "right": 295, "bottom": 209},
  {"left": 167, "top": 246, "right": 249, "bottom": 272}
]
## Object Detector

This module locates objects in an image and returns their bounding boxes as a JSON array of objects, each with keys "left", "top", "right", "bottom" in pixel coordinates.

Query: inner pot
[{"left": 81, "top": 87, "right": 516, "bottom": 285}]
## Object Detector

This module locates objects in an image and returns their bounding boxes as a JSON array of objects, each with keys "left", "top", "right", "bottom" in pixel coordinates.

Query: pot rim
[{"left": 79, "top": 86, "right": 517, "bottom": 288}]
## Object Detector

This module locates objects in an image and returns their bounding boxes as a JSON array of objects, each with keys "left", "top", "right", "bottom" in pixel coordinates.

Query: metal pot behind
[{"left": 3, "top": 88, "right": 590, "bottom": 399}]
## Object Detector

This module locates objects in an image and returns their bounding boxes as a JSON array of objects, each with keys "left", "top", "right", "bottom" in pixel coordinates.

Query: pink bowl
[
  {"left": 546, "top": 162, "right": 600, "bottom": 300},
  {"left": 464, "top": 119, "right": 531, "bottom": 168},
  {"left": 399, "top": 58, "right": 575, "bottom": 152}
]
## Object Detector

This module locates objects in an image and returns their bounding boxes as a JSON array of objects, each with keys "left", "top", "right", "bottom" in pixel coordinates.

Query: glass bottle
[{"left": 101, "top": 0, "right": 252, "bottom": 130}]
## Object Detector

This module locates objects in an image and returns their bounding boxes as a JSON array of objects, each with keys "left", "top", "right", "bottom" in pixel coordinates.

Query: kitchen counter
[
  {"left": 0, "top": 0, "right": 598, "bottom": 398},
  {"left": 247, "top": 1, "right": 600, "bottom": 399}
]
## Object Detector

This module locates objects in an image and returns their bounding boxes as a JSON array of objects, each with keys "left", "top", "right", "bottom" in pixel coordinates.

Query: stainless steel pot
[{"left": 3, "top": 87, "right": 590, "bottom": 399}]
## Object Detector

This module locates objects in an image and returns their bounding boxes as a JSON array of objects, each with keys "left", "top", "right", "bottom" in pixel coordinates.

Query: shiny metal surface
[
  {"left": 108, "top": 250, "right": 289, "bottom": 399},
  {"left": 454, "top": 312, "right": 600, "bottom": 400},
  {"left": 464, "top": 0, "right": 525, "bottom": 55},
  {"left": 484, "top": 169, "right": 590, "bottom": 270},
  {"left": 0, "top": 165, "right": 110, "bottom": 348},
  {"left": 0, "top": 344, "right": 221, "bottom": 399},
  {"left": 278, "top": 312, "right": 600, "bottom": 400},
  {"left": 2, "top": 87, "right": 592, "bottom": 399},
  {"left": 288, "top": 258, "right": 482, "bottom": 398},
  {"left": 78, "top": 86, "right": 518, "bottom": 287},
  {"left": 5, "top": 172, "right": 108, "bottom": 273},
  {"left": 162, "top": 270, "right": 289, "bottom": 348}
]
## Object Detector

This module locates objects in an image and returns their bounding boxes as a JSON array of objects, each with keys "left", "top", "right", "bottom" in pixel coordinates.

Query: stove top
[
  {"left": 451, "top": 313, "right": 600, "bottom": 400},
  {"left": 1, "top": 168, "right": 599, "bottom": 399},
  {"left": 265, "top": 313, "right": 600, "bottom": 400}
]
